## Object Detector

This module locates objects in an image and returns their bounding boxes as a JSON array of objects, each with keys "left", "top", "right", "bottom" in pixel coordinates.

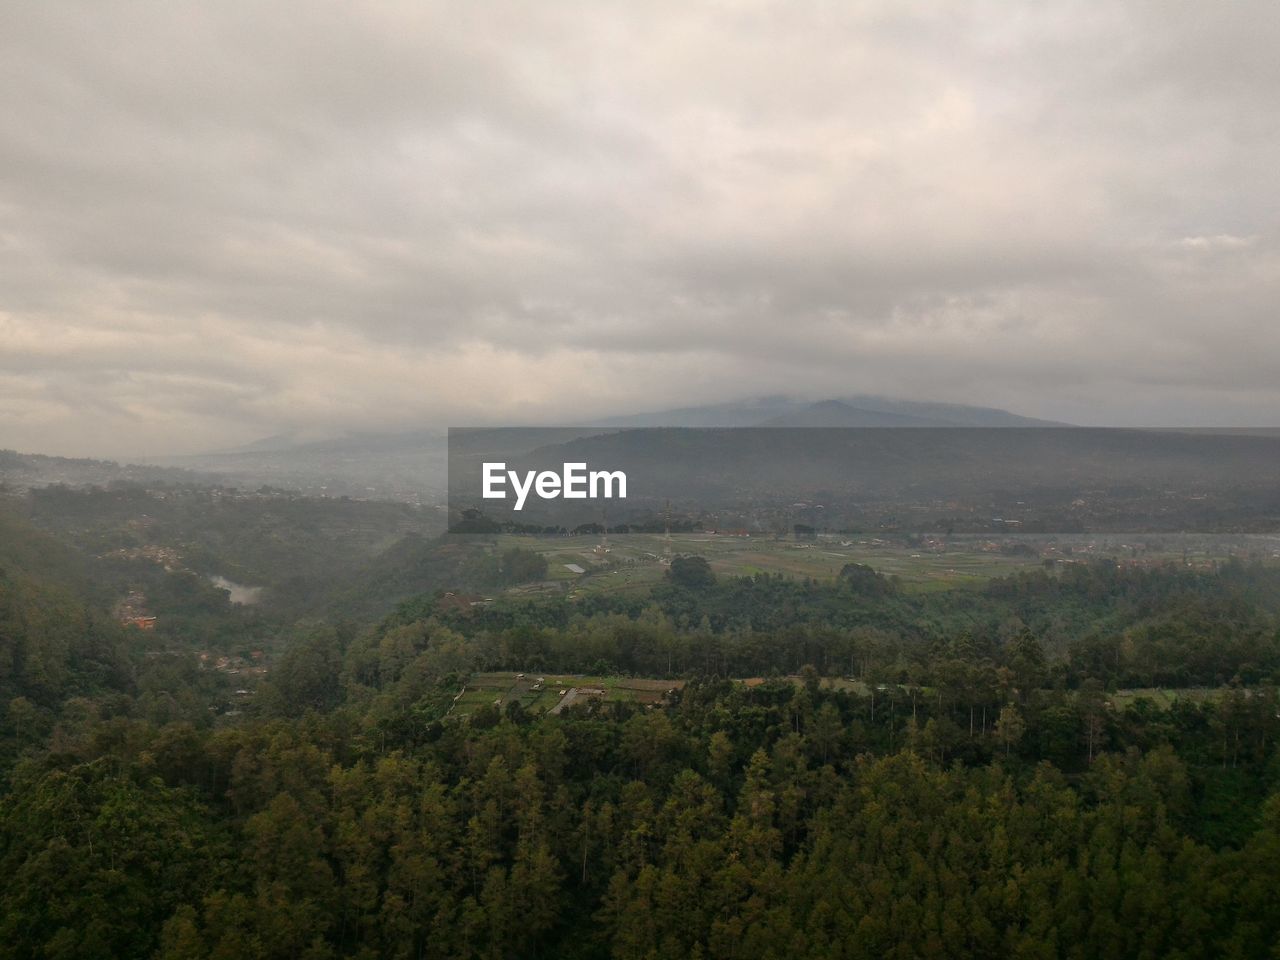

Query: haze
[{"left": 2, "top": 1, "right": 1279, "bottom": 457}]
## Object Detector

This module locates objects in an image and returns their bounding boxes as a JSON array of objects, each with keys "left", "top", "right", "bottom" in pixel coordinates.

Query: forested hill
[
  {"left": 0, "top": 448, "right": 215, "bottom": 491},
  {"left": 3, "top": 500, "right": 1280, "bottom": 957},
  {"left": 0, "top": 502, "right": 94, "bottom": 596},
  {"left": 2, "top": 488, "right": 1280, "bottom": 960},
  {"left": 0, "top": 505, "right": 132, "bottom": 715}
]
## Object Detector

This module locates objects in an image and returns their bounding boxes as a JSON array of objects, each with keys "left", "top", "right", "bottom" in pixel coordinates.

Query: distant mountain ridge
[
  {"left": 837, "top": 395, "right": 1065, "bottom": 427},
  {"left": 0, "top": 448, "right": 215, "bottom": 491},
  {"left": 594, "top": 395, "right": 1065, "bottom": 428},
  {"left": 205, "top": 396, "right": 1061, "bottom": 458},
  {"left": 452, "top": 425, "right": 1280, "bottom": 532},
  {"left": 759, "top": 400, "right": 954, "bottom": 428},
  {"left": 185, "top": 396, "right": 1060, "bottom": 464},
  {"left": 11, "top": 396, "right": 1063, "bottom": 501}
]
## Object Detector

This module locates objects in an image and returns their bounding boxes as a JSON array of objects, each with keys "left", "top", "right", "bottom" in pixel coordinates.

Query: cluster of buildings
[{"left": 116, "top": 589, "right": 157, "bottom": 630}]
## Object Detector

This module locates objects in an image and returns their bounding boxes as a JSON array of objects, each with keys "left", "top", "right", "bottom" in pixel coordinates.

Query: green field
[
  {"left": 1106, "top": 686, "right": 1234, "bottom": 711},
  {"left": 450, "top": 671, "right": 1246, "bottom": 720},
  {"left": 449, "top": 671, "right": 684, "bottom": 717},
  {"left": 485, "top": 531, "right": 1280, "bottom": 600},
  {"left": 492, "top": 531, "right": 1043, "bottom": 596}
]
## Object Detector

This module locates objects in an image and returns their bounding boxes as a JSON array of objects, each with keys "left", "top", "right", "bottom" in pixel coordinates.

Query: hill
[
  {"left": 595, "top": 394, "right": 1062, "bottom": 428},
  {"left": 117, "top": 397, "right": 1060, "bottom": 501},
  {"left": 759, "top": 399, "right": 946, "bottom": 427},
  {"left": 452, "top": 426, "right": 1280, "bottom": 532},
  {"left": 0, "top": 449, "right": 215, "bottom": 492}
]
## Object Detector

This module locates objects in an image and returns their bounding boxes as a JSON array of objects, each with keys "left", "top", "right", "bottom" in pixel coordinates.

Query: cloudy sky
[{"left": 2, "top": 1, "right": 1278, "bottom": 456}]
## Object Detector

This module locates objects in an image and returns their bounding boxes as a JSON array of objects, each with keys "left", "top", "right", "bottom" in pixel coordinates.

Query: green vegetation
[
  {"left": 474, "top": 529, "right": 1278, "bottom": 600},
  {"left": 4, "top": 488, "right": 1280, "bottom": 958}
]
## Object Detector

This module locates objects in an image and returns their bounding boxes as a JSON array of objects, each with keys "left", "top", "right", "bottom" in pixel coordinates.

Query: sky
[{"left": 2, "top": 1, "right": 1279, "bottom": 457}]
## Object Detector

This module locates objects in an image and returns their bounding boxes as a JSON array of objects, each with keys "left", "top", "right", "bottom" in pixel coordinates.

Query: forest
[{"left": 2, "top": 494, "right": 1280, "bottom": 959}]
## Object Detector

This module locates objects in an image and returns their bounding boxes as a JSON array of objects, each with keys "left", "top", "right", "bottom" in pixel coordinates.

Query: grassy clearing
[
  {"left": 449, "top": 671, "right": 684, "bottom": 717},
  {"left": 1107, "top": 687, "right": 1230, "bottom": 710},
  {"left": 486, "top": 531, "right": 1045, "bottom": 596},
  {"left": 481, "top": 531, "right": 1278, "bottom": 602},
  {"left": 451, "top": 671, "right": 1246, "bottom": 721}
]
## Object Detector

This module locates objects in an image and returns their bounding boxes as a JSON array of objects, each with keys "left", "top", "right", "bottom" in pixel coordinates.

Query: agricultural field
[
  {"left": 449, "top": 671, "right": 1249, "bottom": 721},
  {"left": 486, "top": 530, "right": 1280, "bottom": 598},
  {"left": 449, "top": 671, "right": 684, "bottom": 718},
  {"left": 1106, "top": 686, "right": 1243, "bottom": 711}
]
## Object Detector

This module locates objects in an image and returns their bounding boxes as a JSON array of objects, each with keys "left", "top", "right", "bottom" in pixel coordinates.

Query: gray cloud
[{"left": 1, "top": 0, "right": 1279, "bottom": 456}]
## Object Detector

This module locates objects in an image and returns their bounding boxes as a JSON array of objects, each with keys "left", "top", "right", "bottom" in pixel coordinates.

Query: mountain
[
  {"left": 759, "top": 399, "right": 946, "bottom": 427},
  {"left": 132, "top": 397, "right": 1063, "bottom": 502},
  {"left": 593, "top": 396, "right": 809, "bottom": 428},
  {"left": 596, "top": 395, "right": 1066, "bottom": 428},
  {"left": 835, "top": 396, "right": 1064, "bottom": 427},
  {"left": 451, "top": 425, "right": 1280, "bottom": 532}
]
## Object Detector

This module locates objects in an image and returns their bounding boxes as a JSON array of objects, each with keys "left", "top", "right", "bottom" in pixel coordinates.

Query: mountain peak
[{"left": 759, "top": 400, "right": 945, "bottom": 428}]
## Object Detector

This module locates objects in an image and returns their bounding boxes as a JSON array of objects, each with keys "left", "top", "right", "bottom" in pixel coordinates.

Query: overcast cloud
[{"left": 2, "top": 1, "right": 1279, "bottom": 456}]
